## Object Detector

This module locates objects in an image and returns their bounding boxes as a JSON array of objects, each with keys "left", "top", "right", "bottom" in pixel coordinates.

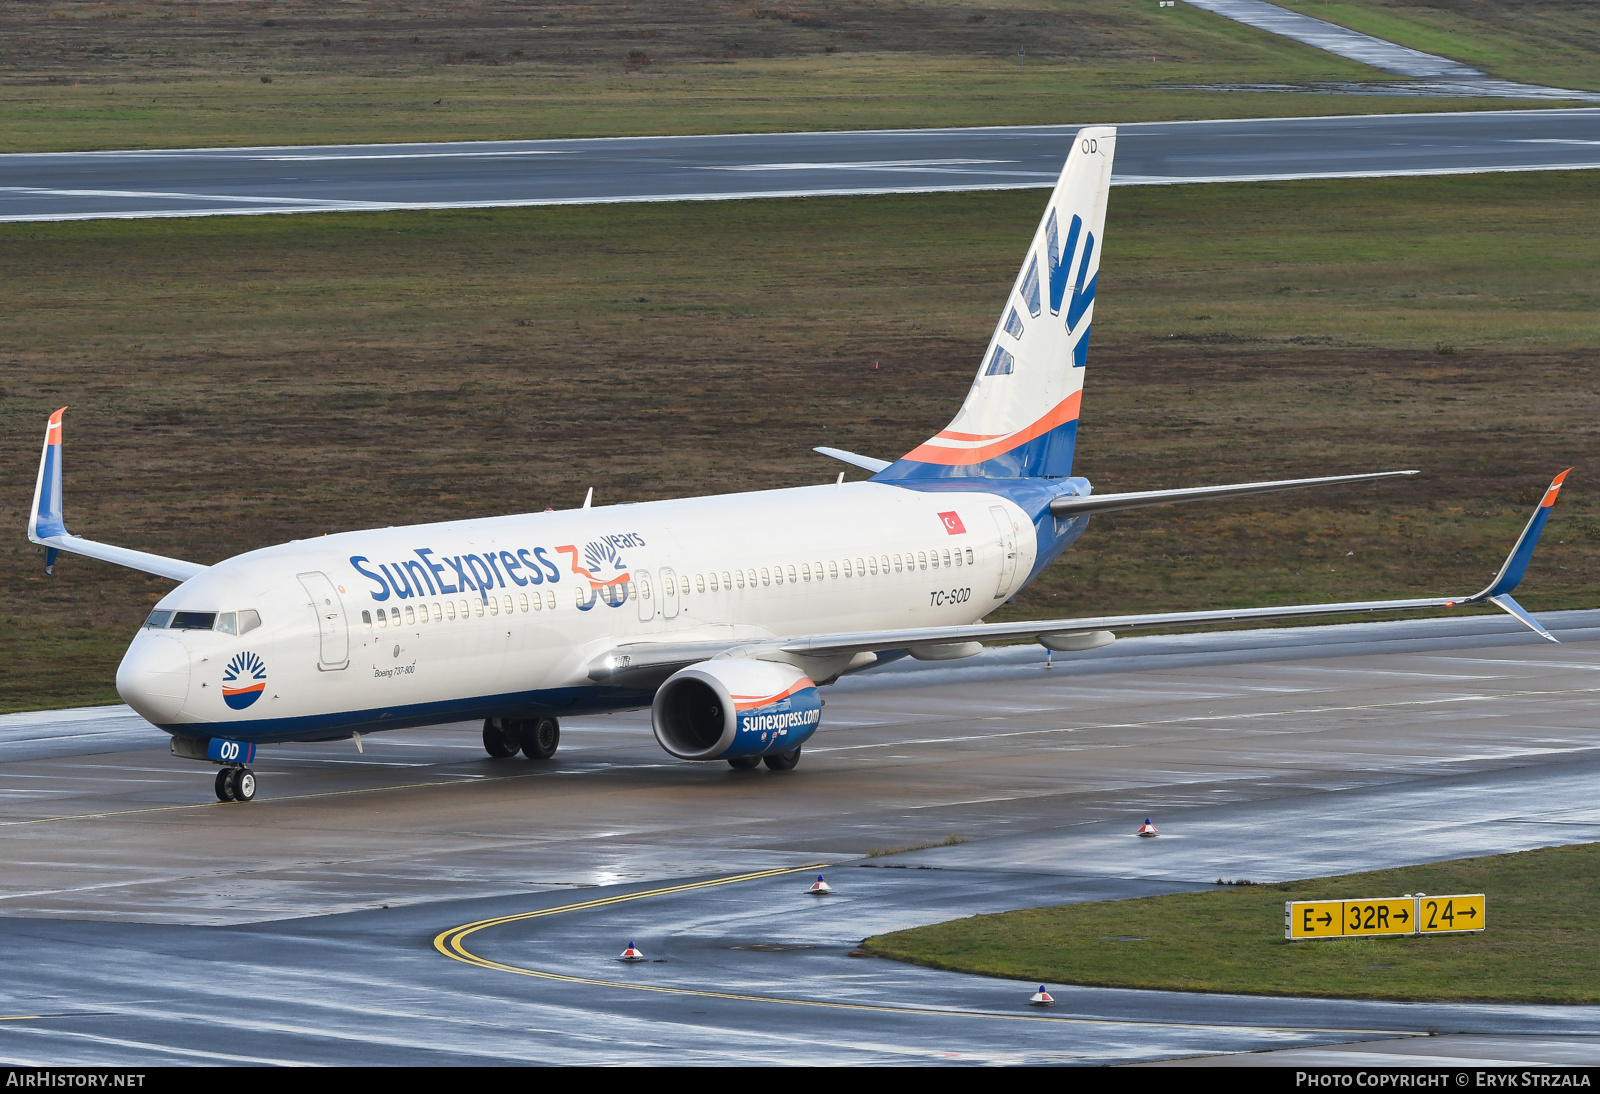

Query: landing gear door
[
  {"left": 659, "top": 567, "right": 679, "bottom": 619},
  {"left": 988, "top": 505, "right": 1018, "bottom": 600},
  {"left": 297, "top": 571, "right": 350, "bottom": 670}
]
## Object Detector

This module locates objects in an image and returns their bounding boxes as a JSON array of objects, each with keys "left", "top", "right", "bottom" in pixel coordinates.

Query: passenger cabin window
[
  {"left": 503, "top": 594, "right": 513, "bottom": 614},
  {"left": 747, "top": 569, "right": 757, "bottom": 588},
  {"left": 459, "top": 599, "right": 470, "bottom": 618},
  {"left": 697, "top": 574, "right": 707, "bottom": 593},
  {"left": 216, "top": 612, "right": 238, "bottom": 635},
  {"left": 918, "top": 551, "right": 928, "bottom": 570},
  {"left": 406, "top": 605, "right": 416, "bottom": 625},
  {"left": 361, "top": 610, "right": 373, "bottom": 629},
  {"left": 829, "top": 560, "right": 839, "bottom": 579},
  {"left": 377, "top": 609, "right": 388, "bottom": 628},
  {"left": 520, "top": 593, "right": 529, "bottom": 612},
  {"left": 735, "top": 571, "right": 745, "bottom": 590},
  {"left": 390, "top": 607, "right": 401, "bottom": 626},
  {"left": 144, "top": 610, "right": 173, "bottom": 629},
  {"left": 488, "top": 598, "right": 498, "bottom": 616},
  {"left": 786, "top": 565, "right": 797, "bottom": 583},
  {"left": 680, "top": 575, "right": 690, "bottom": 596},
  {"left": 170, "top": 611, "right": 217, "bottom": 630},
  {"left": 879, "top": 555, "right": 889, "bottom": 574},
  {"left": 965, "top": 548, "right": 974, "bottom": 565},
  {"left": 953, "top": 549, "right": 962, "bottom": 567},
  {"left": 546, "top": 590, "right": 556, "bottom": 610},
  {"left": 761, "top": 567, "right": 771, "bottom": 586},
  {"left": 929, "top": 550, "right": 938, "bottom": 570},
  {"left": 474, "top": 600, "right": 484, "bottom": 617},
  {"left": 721, "top": 571, "right": 732, "bottom": 590}
]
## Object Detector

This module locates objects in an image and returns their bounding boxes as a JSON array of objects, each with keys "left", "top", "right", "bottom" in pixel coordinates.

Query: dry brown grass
[{"left": 0, "top": 0, "right": 1521, "bottom": 152}]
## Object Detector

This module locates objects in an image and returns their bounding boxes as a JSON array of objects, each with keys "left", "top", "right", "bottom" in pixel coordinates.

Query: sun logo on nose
[{"left": 221, "top": 651, "right": 267, "bottom": 710}]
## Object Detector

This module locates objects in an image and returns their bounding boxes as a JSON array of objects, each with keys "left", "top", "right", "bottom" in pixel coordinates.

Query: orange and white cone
[
  {"left": 1030, "top": 985, "right": 1055, "bottom": 1006},
  {"left": 808, "top": 874, "right": 833, "bottom": 895},
  {"left": 1137, "top": 818, "right": 1159, "bottom": 837},
  {"left": 619, "top": 942, "right": 645, "bottom": 961}
]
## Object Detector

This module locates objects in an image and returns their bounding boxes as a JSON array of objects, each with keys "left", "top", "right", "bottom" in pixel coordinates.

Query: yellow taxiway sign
[
  {"left": 1286, "top": 894, "right": 1483, "bottom": 940},
  {"left": 1286, "top": 896, "right": 1417, "bottom": 940},
  {"left": 1418, "top": 893, "right": 1486, "bottom": 935}
]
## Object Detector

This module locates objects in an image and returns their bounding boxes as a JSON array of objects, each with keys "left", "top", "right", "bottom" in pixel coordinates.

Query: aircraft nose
[{"left": 116, "top": 633, "right": 191, "bottom": 725}]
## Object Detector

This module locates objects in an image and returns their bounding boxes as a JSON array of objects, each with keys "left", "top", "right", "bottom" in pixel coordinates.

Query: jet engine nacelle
[{"left": 651, "top": 659, "right": 821, "bottom": 761}]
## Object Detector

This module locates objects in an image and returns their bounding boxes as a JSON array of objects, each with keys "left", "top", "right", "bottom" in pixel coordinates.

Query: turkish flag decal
[{"left": 938, "top": 511, "right": 966, "bottom": 535}]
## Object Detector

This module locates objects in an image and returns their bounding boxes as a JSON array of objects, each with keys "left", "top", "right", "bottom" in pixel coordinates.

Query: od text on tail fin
[{"left": 874, "top": 127, "right": 1115, "bottom": 482}]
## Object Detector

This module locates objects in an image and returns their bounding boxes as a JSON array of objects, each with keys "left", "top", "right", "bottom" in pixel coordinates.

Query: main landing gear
[
  {"left": 214, "top": 765, "right": 256, "bottom": 802},
  {"left": 483, "top": 717, "right": 560, "bottom": 762},
  {"left": 727, "top": 746, "right": 802, "bottom": 772}
]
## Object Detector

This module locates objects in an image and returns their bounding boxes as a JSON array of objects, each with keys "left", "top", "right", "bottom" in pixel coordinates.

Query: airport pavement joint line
[{"left": 432, "top": 867, "right": 1418, "bottom": 1035}]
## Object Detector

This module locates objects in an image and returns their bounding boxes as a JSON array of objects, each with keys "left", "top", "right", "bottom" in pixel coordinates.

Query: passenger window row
[
  {"left": 680, "top": 546, "right": 975, "bottom": 595},
  {"left": 144, "top": 609, "right": 262, "bottom": 634},
  {"left": 361, "top": 588, "right": 557, "bottom": 630}
]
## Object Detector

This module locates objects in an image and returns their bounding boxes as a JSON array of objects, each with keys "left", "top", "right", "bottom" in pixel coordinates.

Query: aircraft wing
[
  {"left": 28, "top": 408, "right": 206, "bottom": 582},
  {"left": 782, "top": 469, "right": 1569, "bottom": 656},
  {"left": 592, "top": 470, "right": 1570, "bottom": 680}
]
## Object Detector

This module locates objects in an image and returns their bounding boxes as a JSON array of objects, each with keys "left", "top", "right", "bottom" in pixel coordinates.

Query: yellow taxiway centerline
[{"left": 432, "top": 866, "right": 1420, "bottom": 1035}]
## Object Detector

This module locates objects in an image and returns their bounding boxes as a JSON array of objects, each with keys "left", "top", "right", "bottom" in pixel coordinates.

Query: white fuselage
[{"left": 117, "top": 481, "right": 1036, "bottom": 742}]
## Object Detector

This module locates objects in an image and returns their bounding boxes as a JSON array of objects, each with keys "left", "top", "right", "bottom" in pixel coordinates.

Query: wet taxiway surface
[
  {"left": 2, "top": 611, "right": 1598, "bottom": 1063},
  {"left": 4, "top": 109, "right": 1600, "bottom": 222}
]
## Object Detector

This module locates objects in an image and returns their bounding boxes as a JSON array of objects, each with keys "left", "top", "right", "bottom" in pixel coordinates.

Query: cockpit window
[
  {"left": 239, "top": 610, "right": 262, "bottom": 634},
  {"left": 144, "top": 610, "right": 172, "bottom": 629},
  {"left": 169, "top": 611, "right": 217, "bottom": 630},
  {"left": 216, "top": 612, "right": 238, "bottom": 635}
]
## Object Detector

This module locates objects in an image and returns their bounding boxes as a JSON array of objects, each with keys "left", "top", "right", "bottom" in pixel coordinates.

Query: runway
[
  {"left": 2, "top": 610, "right": 1599, "bottom": 1064},
  {"left": 4, "top": 108, "right": 1600, "bottom": 223}
]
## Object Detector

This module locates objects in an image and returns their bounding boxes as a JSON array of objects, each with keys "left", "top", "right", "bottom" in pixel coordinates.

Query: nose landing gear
[{"left": 214, "top": 765, "right": 257, "bottom": 802}]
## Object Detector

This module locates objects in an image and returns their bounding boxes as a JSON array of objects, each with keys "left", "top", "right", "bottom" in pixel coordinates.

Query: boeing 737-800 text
[{"left": 28, "top": 127, "right": 1570, "bottom": 802}]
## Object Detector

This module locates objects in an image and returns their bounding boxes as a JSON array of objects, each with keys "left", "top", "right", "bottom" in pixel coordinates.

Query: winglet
[
  {"left": 28, "top": 406, "right": 69, "bottom": 545},
  {"left": 25, "top": 406, "right": 207, "bottom": 583},
  {"left": 1471, "top": 468, "right": 1571, "bottom": 602},
  {"left": 1458, "top": 468, "right": 1572, "bottom": 643}
]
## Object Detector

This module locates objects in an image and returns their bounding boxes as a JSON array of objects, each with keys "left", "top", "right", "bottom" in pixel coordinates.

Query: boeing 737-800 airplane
[{"left": 28, "top": 127, "right": 1570, "bottom": 803}]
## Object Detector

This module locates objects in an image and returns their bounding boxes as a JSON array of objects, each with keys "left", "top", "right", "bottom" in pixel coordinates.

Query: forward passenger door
[{"left": 297, "top": 571, "right": 350, "bottom": 670}]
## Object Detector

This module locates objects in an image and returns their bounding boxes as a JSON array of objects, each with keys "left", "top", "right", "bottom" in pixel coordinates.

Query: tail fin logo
[
  {"left": 1043, "top": 209, "right": 1097, "bottom": 333},
  {"left": 221, "top": 651, "right": 267, "bottom": 710}
]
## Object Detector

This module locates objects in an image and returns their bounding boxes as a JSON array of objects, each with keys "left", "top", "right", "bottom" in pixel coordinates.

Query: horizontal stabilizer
[
  {"left": 27, "top": 407, "right": 205, "bottom": 582},
  {"left": 1050, "top": 470, "right": 1418, "bottom": 517},
  {"left": 813, "top": 447, "right": 891, "bottom": 474}
]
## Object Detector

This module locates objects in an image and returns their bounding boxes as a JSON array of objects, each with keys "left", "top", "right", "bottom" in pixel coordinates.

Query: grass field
[
  {"left": 2, "top": 169, "right": 1597, "bottom": 711},
  {"left": 862, "top": 843, "right": 1600, "bottom": 1004},
  {"left": 0, "top": 0, "right": 1567, "bottom": 153},
  {"left": 1273, "top": 0, "right": 1600, "bottom": 92}
]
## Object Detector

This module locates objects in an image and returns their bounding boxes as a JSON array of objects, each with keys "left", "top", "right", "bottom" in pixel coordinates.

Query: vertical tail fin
[{"left": 875, "top": 127, "right": 1115, "bottom": 481}]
